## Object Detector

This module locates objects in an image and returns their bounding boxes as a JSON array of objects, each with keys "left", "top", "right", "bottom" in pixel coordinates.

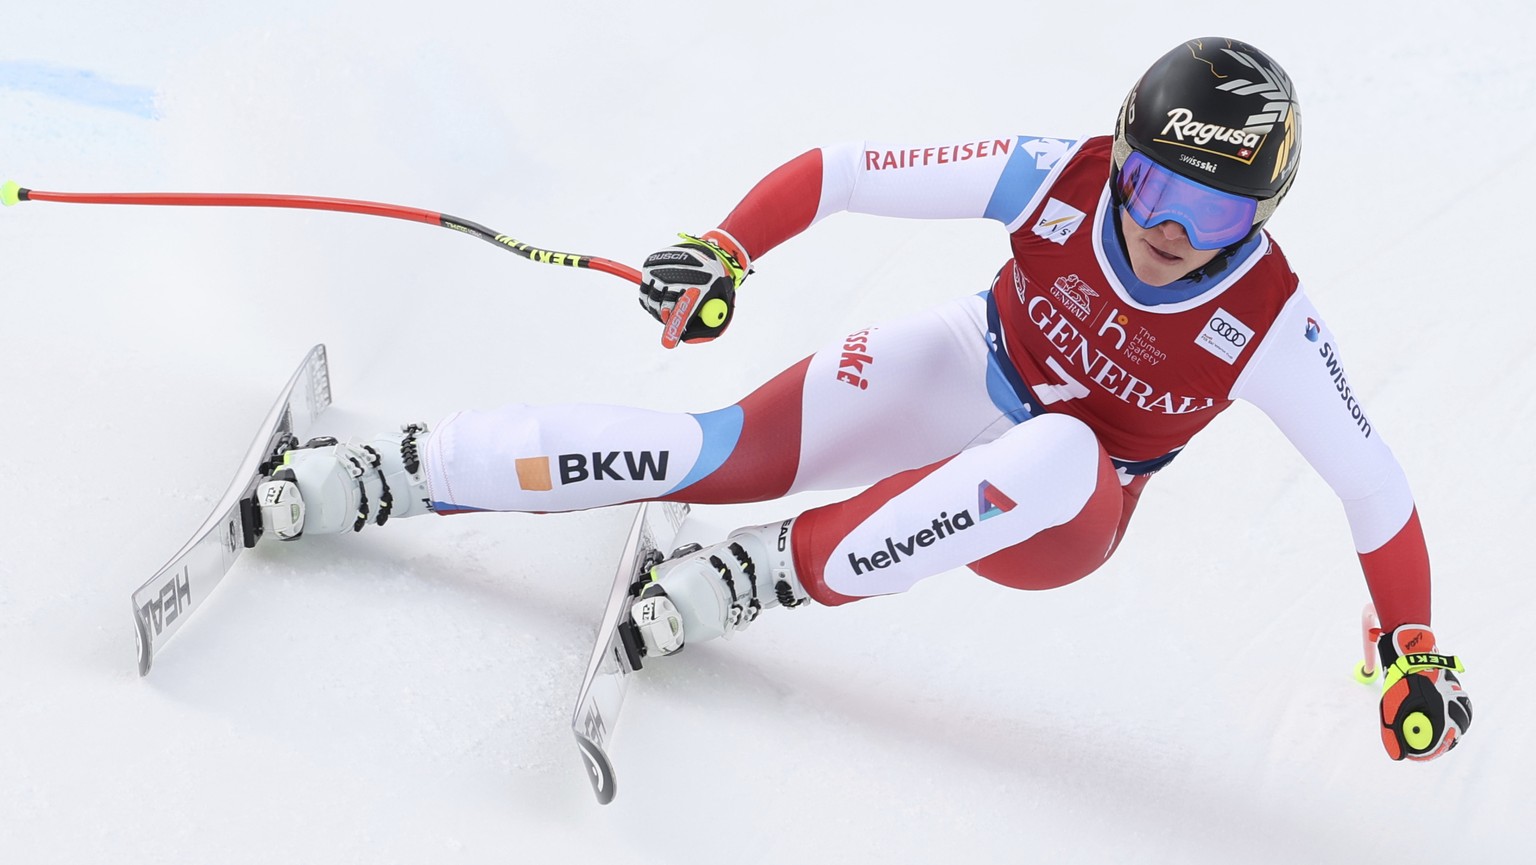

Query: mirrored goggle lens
[{"left": 1117, "top": 151, "right": 1258, "bottom": 250}]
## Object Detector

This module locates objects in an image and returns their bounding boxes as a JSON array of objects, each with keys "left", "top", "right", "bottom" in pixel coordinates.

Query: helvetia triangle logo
[{"left": 977, "top": 481, "right": 1017, "bottom": 521}]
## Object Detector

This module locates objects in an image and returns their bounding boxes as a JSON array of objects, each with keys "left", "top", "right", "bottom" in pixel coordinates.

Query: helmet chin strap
[{"left": 1183, "top": 242, "right": 1242, "bottom": 283}]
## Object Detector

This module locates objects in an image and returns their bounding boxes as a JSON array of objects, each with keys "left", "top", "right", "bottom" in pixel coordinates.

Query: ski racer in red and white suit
[
  {"left": 264, "top": 37, "right": 1469, "bottom": 764},
  {"left": 426, "top": 134, "right": 1428, "bottom": 629}
]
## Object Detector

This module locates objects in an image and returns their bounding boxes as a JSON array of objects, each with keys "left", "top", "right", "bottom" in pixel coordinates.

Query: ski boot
[
  {"left": 629, "top": 519, "right": 810, "bottom": 657},
  {"left": 255, "top": 423, "right": 433, "bottom": 540}
]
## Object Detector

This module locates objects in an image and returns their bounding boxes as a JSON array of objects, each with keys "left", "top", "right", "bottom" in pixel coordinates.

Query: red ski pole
[
  {"left": 0, "top": 178, "right": 695, "bottom": 344},
  {"left": 2, "top": 179, "right": 641, "bottom": 283}
]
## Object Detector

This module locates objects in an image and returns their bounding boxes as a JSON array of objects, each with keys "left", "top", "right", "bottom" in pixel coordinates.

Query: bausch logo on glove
[{"left": 647, "top": 250, "right": 696, "bottom": 263}]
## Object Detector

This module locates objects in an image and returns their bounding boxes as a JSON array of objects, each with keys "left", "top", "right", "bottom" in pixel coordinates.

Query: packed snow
[{"left": 2, "top": 3, "right": 1530, "bottom": 862}]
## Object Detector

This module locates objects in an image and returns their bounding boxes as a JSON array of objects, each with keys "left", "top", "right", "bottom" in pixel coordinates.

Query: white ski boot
[
  {"left": 255, "top": 423, "right": 433, "bottom": 540},
  {"left": 629, "top": 519, "right": 810, "bottom": 657}
]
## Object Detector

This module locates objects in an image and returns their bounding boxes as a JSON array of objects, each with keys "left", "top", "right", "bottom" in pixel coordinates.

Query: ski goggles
[{"left": 1116, "top": 150, "right": 1259, "bottom": 250}]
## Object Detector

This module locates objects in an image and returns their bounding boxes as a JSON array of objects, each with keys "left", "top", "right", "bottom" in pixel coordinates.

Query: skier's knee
[{"left": 967, "top": 418, "right": 1123, "bottom": 591}]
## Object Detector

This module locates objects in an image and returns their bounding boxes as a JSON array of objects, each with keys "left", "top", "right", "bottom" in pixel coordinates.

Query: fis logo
[
  {"left": 1032, "top": 198, "right": 1087, "bottom": 245},
  {"left": 977, "top": 481, "right": 1017, "bottom": 521},
  {"left": 515, "top": 451, "right": 670, "bottom": 491}
]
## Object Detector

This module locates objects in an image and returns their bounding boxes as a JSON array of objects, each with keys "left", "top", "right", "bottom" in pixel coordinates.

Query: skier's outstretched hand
[
  {"left": 1375, "top": 624, "right": 1472, "bottom": 761},
  {"left": 638, "top": 229, "right": 750, "bottom": 347}
]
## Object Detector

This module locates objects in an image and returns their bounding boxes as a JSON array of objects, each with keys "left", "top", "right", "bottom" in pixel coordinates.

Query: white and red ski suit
[{"left": 420, "top": 134, "right": 1431, "bottom": 629}]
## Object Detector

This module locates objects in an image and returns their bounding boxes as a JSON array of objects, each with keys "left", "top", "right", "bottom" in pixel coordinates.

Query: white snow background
[{"left": 2, "top": 2, "right": 1531, "bottom": 862}]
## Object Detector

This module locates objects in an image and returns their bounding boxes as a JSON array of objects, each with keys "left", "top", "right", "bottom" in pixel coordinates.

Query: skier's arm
[
  {"left": 716, "top": 136, "right": 1082, "bottom": 261},
  {"left": 635, "top": 136, "right": 1080, "bottom": 343},
  {"left": 1232, "top": 287, "right": 1429, "bottom": 630},
  {"left": 1233, "top": 288, "right": 1472, "bottom": 762}
]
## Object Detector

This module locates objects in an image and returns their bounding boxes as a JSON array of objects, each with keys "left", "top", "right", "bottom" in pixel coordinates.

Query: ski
[
  {"left": 131, "top": 344, "right": 333, "bottom": 676},
  {"left": 572, "top": 500, "right": 689, "bottom": 804}
]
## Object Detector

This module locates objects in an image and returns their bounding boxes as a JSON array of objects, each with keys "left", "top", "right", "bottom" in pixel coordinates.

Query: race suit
[{"left": 419, "top": 134, "right": 1431, "bottom": 630}]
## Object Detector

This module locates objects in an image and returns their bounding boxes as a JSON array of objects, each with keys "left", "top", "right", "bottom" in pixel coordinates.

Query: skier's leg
[
  {"left": 791, "top": 412, "right": 1126, "bottom": 604},
  {"left": 675, "top": 292, "right": 1025, "bottom": 501},
  {"left": 631, "top": 413, "right": 1135, "bottom": 656},
  {"left": 257, "top": 426, "right": 435, "bottom": 539},
  {"left": 423, "top": 291, "right": 1018, "bottom": 510},
  {"left": 264, "top": 293, "right": 1017, "bottom": 537},
  {"left": 966, "top": 473, "right": 1148, "bottom": 591}
]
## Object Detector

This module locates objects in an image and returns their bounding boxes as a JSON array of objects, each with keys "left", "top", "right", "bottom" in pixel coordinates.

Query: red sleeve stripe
[
  {"left": 1358, "top": 507, "right": 1431, "bottom": 630},
  {"left": 717, "top": 149, "right": 824, "bottom": 261}
]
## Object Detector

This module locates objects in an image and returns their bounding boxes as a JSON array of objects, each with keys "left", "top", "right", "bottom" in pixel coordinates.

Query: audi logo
[{"left": 1208, "top": 318, "right": 1247, "bottom": 345}]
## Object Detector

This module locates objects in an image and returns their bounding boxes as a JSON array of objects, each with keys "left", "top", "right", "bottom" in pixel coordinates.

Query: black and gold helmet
[{"left": 1114, "top": 37, "right": 1302, "bottom": 236}]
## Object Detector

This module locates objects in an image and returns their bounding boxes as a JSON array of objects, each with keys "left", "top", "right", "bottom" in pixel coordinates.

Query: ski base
[
  {"left": 131, "top": 344, "right": 332, "bottom": 676},
  {"left": 572, "top": 500, "right": 689, "bottom": 804}
]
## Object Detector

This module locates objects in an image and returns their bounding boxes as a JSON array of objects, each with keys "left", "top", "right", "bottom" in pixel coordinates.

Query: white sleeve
[
  {"left": 815, "top": 135, "right": 1081, "bottom": 228},
  {"left": 1230, "top": 286, "right": 1416, "bottom": 553}
]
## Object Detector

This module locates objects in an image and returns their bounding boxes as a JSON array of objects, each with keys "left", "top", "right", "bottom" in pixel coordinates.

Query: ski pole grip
[
  {"left": 1356, "top": 603, "right": 1381, "bottom": 682},
  {"left": 660, "top": 286, "right": 702, "bottom": 350}
]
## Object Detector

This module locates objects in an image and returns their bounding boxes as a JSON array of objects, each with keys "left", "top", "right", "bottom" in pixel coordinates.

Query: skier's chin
[
  {"left": 1128, "top": 244, "right": 1196, "bottom": 286},
  {"left": 1120, "top": 215, "right": 1220, "bottom": 285}
]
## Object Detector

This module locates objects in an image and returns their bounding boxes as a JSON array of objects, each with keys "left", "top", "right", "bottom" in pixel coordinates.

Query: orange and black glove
[{"left": 1375, "top": 624, "right": 1472, "bottom": 761}]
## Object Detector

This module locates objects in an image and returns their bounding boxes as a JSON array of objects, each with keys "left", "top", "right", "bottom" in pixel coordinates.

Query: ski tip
[
  {"left": 575, "top": 734, "right": 618, "bottom": 805},
  {"left": 134, "top": 611, "right": 154, "bottom": 677},
  {"left": 1, "top": 180, "right": 22, "bottom": 207}
]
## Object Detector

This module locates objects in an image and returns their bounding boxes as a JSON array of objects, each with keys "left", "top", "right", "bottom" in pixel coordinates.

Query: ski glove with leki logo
[
  {"left": 1375, "top": 624, "right": 1472, "bottom": 761},
  {"left": 638, "top": 229, "right": 751, "bottom": 347}
]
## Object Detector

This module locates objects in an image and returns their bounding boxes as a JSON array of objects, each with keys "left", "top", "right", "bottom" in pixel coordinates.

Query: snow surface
[{"left": 2, "top": 3, "right": 1532, "bottom": 862}]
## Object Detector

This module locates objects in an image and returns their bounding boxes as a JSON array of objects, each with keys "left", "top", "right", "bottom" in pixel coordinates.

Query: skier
[{"left": 256, "top": 37, "right": 1470, "bottom": 762}]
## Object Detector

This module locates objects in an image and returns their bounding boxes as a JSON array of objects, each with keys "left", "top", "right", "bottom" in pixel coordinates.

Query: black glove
[
  {"left": 639, "top": 230, "right": 750, "bottom": 347},
  {"left": 1375, "top": 624, "right": 1472, "bottom": 761}
]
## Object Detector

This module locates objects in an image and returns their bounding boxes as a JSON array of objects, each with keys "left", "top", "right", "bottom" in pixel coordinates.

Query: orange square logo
[{"left": 515, "top": 456, "right": 552, "bottom": 491}]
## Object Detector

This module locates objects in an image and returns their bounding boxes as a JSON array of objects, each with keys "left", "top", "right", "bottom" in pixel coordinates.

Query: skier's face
[{"left": 1118, "top": 209, "right": 1223, "bottom": 286}]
